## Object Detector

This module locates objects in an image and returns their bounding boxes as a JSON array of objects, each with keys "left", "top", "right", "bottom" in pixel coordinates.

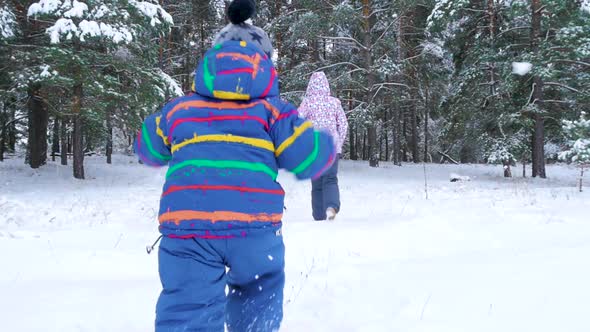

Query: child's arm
[
  {"left": 269, "top": 98, "right": 336, "bottom": 180},
  {"left": 297, "top": 98, "right": 309, "bottom": 119},
  {"left": 134, "top": 108, "right": 172, "bottom": 167},
  {"left": 334, "top": 99, "right": 349, "bottom": 150}
]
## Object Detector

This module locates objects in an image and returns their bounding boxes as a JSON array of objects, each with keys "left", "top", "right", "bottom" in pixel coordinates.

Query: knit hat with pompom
[{"left": 213, "top": 0, "right": 273, "bottom": 59}]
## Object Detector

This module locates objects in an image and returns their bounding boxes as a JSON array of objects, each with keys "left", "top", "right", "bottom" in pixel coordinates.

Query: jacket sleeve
[
  {"left": 269, "top": 98, "right": 336, "bottom": 180},
  {"left": 298, "top": 98, "right": 309, "bottom": 119},
  {"left": 334, "top": 99, "right": 349, "bottom": 150},
  {"left": 134, "top": 107, "right": 172, "bottom": 167}
]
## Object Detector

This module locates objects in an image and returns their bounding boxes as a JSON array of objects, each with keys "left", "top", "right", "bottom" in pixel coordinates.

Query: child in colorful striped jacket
[{"left": 134, "top": 3, "right": 335, "bottom": 331}]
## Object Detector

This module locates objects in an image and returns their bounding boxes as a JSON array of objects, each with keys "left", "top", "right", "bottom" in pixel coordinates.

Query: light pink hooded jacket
[{"left": 298, "top": 72, "right": 349, "bottom": 154}]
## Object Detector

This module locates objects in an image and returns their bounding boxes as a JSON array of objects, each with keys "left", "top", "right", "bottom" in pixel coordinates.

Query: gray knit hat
[{"left": 213, "top": 0, "right": 273, "bottom": 59}]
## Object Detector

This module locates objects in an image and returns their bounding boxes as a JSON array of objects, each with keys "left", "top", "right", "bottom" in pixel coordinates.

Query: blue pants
[
  {"left": 155, "top": 227, "right": 285, "bottom": 332},
  {"left": 311, "top": 155, "right": 340, "bottom": 220}
]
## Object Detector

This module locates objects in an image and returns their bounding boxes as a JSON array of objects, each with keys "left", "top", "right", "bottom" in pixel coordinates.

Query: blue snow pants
[
  {"left": 311, "top": 155, "right": 340, "bottom": 220},
  {"left": 155, "top": 227, "right": 285, "bottom": 332}
]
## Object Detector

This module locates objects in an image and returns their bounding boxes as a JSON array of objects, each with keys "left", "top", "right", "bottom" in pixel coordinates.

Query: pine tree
[
  {"left": 26, "top": 0, "right": 175, "bottom": 178},
  {"left": 0, "top": 4, "right": 17, "bottom": 161},
  {"left": 428, "top": 0, "right": 590, "bottom": 177},
  {"left": 560, "top": 112, "right": 590, "bottom": 164},
  {"left": 560, "top": 111, "right": 590, "bottom": 191}
]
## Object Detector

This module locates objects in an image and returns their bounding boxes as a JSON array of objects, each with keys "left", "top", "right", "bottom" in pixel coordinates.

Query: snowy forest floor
[{"left": 1, "top": 156, "right": 589, "bottom": 332}]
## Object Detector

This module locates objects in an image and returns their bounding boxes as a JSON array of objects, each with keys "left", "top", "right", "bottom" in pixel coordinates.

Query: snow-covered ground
[{"left": 1, "top": 156, "right": 589, "bottom": 332}]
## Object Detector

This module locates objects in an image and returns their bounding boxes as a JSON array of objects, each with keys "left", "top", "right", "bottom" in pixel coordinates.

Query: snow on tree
[
  {"left": 560, "top": 112, "right": 590, "bottom": 164},
  {"left": 0, "top": 6, "right": 17, "bottom": 40},
  {"left": 484, "top": 118, "right": 530, "bottom": 178},
  {"left": 512, "top": 62, "right": 533, "bottom": 76},
  {"left": 27, "top": 0, "right": 172, "bottom": 44},
  {"left": 560, "top": 112, "right": 590, "bottom": 192},
  {"left": 428, "top": 0, "right": 590, "bottom": 178},
  {"left": 26, "top": 0, "right": 175, "bottom": 178}
]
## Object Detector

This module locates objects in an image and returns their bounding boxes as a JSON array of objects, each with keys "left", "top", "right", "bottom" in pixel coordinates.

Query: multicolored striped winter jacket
[{"left": 135, "top": 41, "right": 336, "bottom": 238}]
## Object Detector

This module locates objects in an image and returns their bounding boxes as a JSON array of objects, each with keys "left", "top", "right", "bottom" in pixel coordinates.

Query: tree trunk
[
  {"left": 0, "top": 103, "right": 6, "bottom": 161},
  {"left": 424, "top": 87, "right": 430, "bottom": 163},
  {"left": 273, "top": 0, "right": 284, "bottom": 65},
  {"left": 72, "top": 80, "right": 85, "bottom": 179},
  {"left": 0, "top": 134, "right": 4, "bottom": 161},
  {"left": 61, "top": 116, "right": 68, "bottom": 165},
  {"left": 0, "top": 117, "right": 5, "bottom": 162},
  {"left": 52, "top": 115, "right": 60, "bottom": 161},
  {"left": 379, "top": 127, "right": 385, "bottom": 160},
  {"left": 532, "top": 110, "right": 545, "bottom": 178},
  {"left": 362, "top": 0, "right": 378, "bottom": 167},
  {"left": 357, "top": 127, "right": 363, "bottom": 160},
  {"left": 8, "top": 108, "right": 16, "bottom": 152},
  {"left": 310, "top": 37, "right": 320, "bottom": 63},
  {"left": 348, "top": 92, "right": 356, "bottom": 160},
  {"left": 349, "top": 125, "right": 357, "bottom": 160},
  {"left": 393, "top": 108, "right": 401, "bottom": 166},
  {"left": 362, "top": 130, "right": 367, "bottom": 160},
  {"left": 530, "top": 0, "right": 546, "bottom": 178},
  {"left": 402, "top": 112, "right": 408, "bottom": 162},
  {"left": 580, "top": 166, "right": 585, "bottom": 193},
  {"left": 27, "top": 85, "right": 49, "bottom": 169},
  {"left": 409, "top": 92, "right": 419, "bottom": 163},
  {"left": 106, "top": 107, "right": 113, "bottom": 164},
  {"left": 400, "top": 7, "right": 420, "bottom": 163},
  {"left": 487, "top": 0, "right": 497, "bottom": 96},
  {"left": 85, "top": 130, "right": 92, "bottom": 153},
  {"left": 385, "top": 112, "right": 389, "bottom": 162},
  {"left": 67, "top": 131, "right": 72, "bottom": 154}
]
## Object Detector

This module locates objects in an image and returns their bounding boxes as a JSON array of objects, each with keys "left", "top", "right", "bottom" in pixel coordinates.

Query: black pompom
[{"left": 227, "top": 0, "right": 256, "bottom": 24}]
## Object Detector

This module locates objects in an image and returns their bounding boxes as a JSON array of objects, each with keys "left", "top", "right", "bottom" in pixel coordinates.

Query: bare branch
[
  {"left": 332, "top": 68, "right": 366, "bottom": 82},
  {"left": 552, "top": 59, "right": 590, "bottom": 68},
  {"left": 318, "top": 35, "right": 367, "bottom": 50},
  {"left": 310, "top": 62, "right": 366, "bottom": 75},
  {"left": 545, "top": 82, "right": 584, "bottom": 94},
  {"left": 460, "top": 7, "right": 487, "bottom": 13},
  {"left": 372, "top": 82, "right": 411, "bottom": 90},
  {"left": 535, "top": 5, "right": 547, "bottom": 14},
  {"left": 505, "top": 43, "right": 530, "bottom": 49},
  {"left": 497, "top": 26, "right": 530, "bottom": 38},
  {"left": 437, "top": 150, "right": 459, "bottom": 165},
  {"left": 543, "top": 99, "right": 573, "bottom": 104},
  {"left": 369, "top": 6, "right": 391, "bottom": 18},
  {"left": 372, "top": 19, "right": 399, "bottom": 48}
]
